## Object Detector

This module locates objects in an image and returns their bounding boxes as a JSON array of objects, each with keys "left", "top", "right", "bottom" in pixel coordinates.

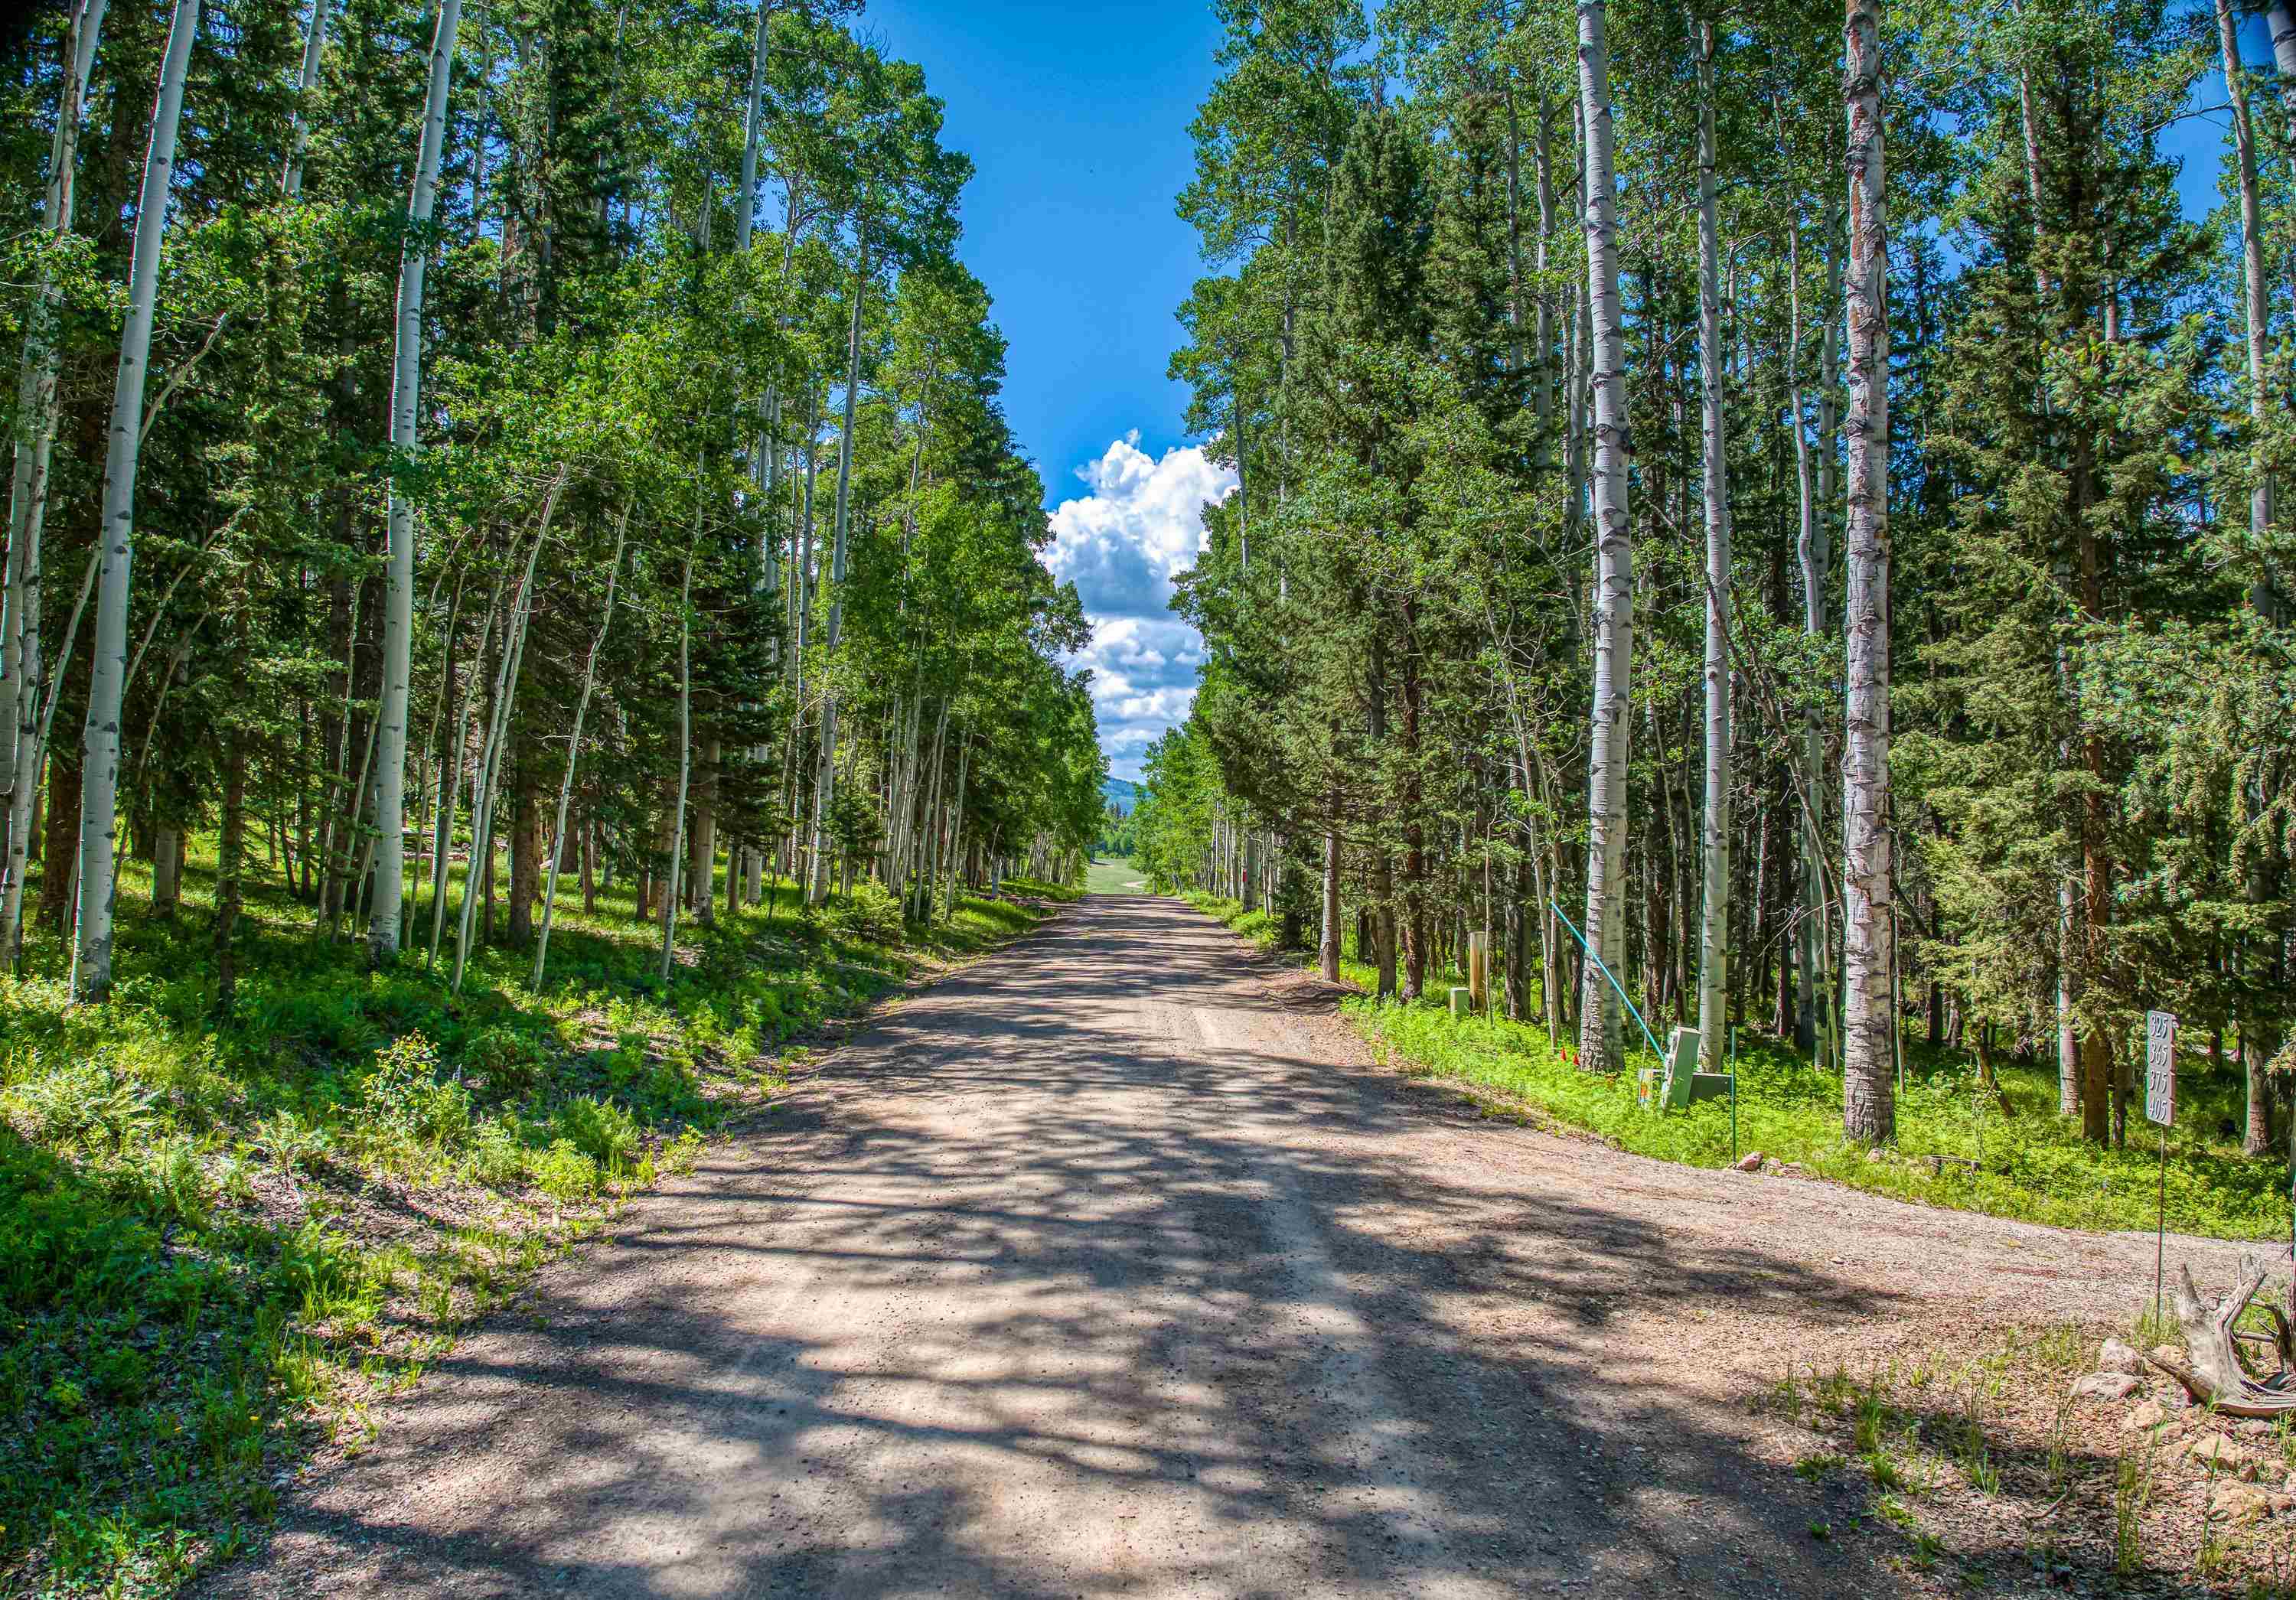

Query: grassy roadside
[
  {"left": 2, "top": 852, "right": 1070, "bottom": 1599},
  {"left": 1179, "top": 892, "right": 2293, "bottom": 1241}
]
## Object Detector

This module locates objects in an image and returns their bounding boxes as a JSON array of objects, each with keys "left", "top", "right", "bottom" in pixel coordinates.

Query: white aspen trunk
[
  {"left": 429, "top": 570, "right": 502, "bottom": 965},
  {"left": 1784, "top": 206, "right": 1827, "bottom": 1058},
  {"left": 531, "top": 508, "right": 626, "bottom": 986},
  {"left": 1841, "top": 0, "right": 1894, "bottom": 1143},
  {"left": 2215, "top": 0, "right": 2277, "bottom": 614},
  {"left": 405, "top": 573, "right": 461, "bottom": 945},
  {"left": 313, "top": 581, "right": 364, "bottom": 927},
  {"left": 887, "top": 685, "right": 919, "bottom": 889},
  {"left": 452, "top": 481, "right": 560, "bottom": 992},
  {"left": 1693, "top": 14, "right": 1733, "bottom": 1075},
  {"left": 72, "top": 0, "right": 199, "bottom": 1002},
  {"left": 1564, "top": 217, "right": 1590, "bottom": 628},
  {"left": 735, "top": 3, "right": 778, "bottom": 856},
  {"left": 1818, "top": 225, "right": 1842, "bottom": 563},
  {"left": 900, "top": 688, "right": 926, "bottom": 894},
  {"left": 370, "top": 0, "right": 464, "bottom": 963},
  {"left": 791, "top": 383, "right": 820, "bottom": 659},
  {"left": 2268, "top": 0, "right": 2296, "bottom": 148},
  {"left": 333, "top": 693, "right": 383, "bottom": 940},
  {"left": 659, "top": 542, "right": 696, "bottom": 983},
  {"left": 1319, "top": 804, "right": 1340, "bottom": 981},
  {"left": 5, "top": 546, "right": 96, "bottom": 959},
  {"left": 468, "top": 34, "right": 492, "bottom": 221},
  {"left": 885, "top": 689, "right": 908, "bottom": 888},
  {"left": 280, "top": 0, "right": 333, "bottom": 198},
  {"left": 784, "top": 384, "right": 819, "bottom": 874},
  {"left": 689, "top": 739, "right": 719, "bottom": 917},
  {"left": 807, "top": 233, "right": 868, "bottom": 904},
  {"left": 152, "top": 823, "right": 181, "bottom": 911},
  {"left": 914, "top": 698, "right": 950, "bottom": 920},
  {"left": 2, "top": 0, "right": 106, "bottom": 956},
  {"left": 734, "top": 2, "right": 771, "bottom": 249},
  {"left": 1526, "top": 86, "right": 1559, "bottom": 461},
  {"left": 941, "top": 735, "right": 970, "bottom": 918},
  {"left": 1574, "top": 0, "right": 1634, "bottom": 1076}
]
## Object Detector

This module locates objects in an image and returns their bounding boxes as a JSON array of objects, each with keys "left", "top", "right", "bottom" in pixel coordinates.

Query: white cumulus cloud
[{"left": 1045, "top": 433, "right": 1234, "bottom": 783}]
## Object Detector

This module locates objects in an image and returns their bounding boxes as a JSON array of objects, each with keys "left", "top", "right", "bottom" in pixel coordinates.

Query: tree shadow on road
[{"left": 195, "top": 895, "right": 2228, "bottom": 1599}]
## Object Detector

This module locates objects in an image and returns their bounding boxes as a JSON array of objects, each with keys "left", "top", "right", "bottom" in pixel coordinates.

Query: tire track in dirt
[{"left": 201, "top": 893, "right": 2242, "bottom": 1598}]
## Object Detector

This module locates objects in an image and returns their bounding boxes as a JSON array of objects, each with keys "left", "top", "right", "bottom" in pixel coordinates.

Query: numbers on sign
[{"left": 2144, "top": 1009, "right": 2176, "bottom": 1127}]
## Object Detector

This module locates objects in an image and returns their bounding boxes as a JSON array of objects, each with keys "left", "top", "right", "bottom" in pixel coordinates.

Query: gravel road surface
[{"left": 205, "top": 892, "right": 2245, "bottom": 1598}]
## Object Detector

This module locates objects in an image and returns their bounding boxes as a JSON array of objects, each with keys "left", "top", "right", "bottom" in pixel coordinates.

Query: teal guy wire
[{"left": 1548, "top": 899, "right": 1668, "bottom": 1063}]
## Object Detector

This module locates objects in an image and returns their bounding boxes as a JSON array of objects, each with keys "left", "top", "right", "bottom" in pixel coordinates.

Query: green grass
[
  {"left": 1000, "top": 873, "right": 1082, "bottom": 904},
  {"left": 1179, "top": 892, "right": 2292, "bottom": 1240},
  {"left": 0, "top": 842, "right": 1055, "bottom": 1598},
  {"left": 1084, "top": 856, "right": 1146, "bottom": 895}
]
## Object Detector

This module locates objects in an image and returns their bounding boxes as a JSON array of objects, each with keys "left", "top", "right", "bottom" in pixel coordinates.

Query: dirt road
[{"left": 208, "top": 893, "right": 2248, "bottom": 1598}]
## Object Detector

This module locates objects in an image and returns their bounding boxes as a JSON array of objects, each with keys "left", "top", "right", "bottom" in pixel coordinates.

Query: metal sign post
[{"left": 2145, "top": 1010, "right": 2177, "bottom": 1329}]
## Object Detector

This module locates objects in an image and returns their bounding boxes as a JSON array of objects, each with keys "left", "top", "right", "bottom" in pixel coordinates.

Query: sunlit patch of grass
[
  {"left": 0, "top": 841, "right": 1057, "bottom": 1595},
  {"left": 1312, "top": 973, "right": 2287, "bottom": 1239}
]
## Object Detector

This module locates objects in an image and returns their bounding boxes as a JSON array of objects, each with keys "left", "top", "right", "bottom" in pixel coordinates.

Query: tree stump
[{"left": 2141, "top": 1252, "right": 2296, "bottom": 1418}]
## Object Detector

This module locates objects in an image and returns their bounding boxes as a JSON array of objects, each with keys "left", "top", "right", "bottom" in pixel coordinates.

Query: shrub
[
  {"left": 527, "top": 1138, "right": 601, "bottom": 1202},
  {"left": 555, "top": 1095, "right": 641, "bottom": 1168},
  {"left": 414, "top": 1077, "right": 475, "bottom": 1150},
  {"left": 129, "top": 1136, "right": 212, "bottom": 1232},
  {"left": 465, "top": 1117, "right": 526, "bottom": 1187},
  {"left": 461, "top": 1025, "right": 549, "bottom": 1098},
  {"left": 248, "top": 1110, "right": 331, "bottom": 1179},
  {"left": 274, "top": 1217, "right": 363, "bottom": 1313},
  {"left": 17, "top": 1061, "right": 161, "bottom": 1153},
  {"left": 833, "top": 879, "right": 905, "bottom": 943},
  {"left": 90, "top": 1346, "right": 150, "bottom": 1405},
  {"left": 360, "top": 1033, "right": 442, "bottom": 1135}
]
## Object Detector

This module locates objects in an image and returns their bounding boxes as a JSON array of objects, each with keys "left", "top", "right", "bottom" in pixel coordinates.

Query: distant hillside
[{"left": 1101, "top": 776, "right": 1140, "bottom": 816}]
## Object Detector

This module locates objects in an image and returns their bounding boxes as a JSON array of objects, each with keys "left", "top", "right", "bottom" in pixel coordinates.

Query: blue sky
[
  {"left": 857, "top": 2, "right": 2275, "bottom": 782},
  {"left": 862, "top": 1, "right": 1240, "bottom": 783}
]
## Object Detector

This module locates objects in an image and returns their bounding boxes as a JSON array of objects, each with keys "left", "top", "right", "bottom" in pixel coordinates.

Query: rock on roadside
[
  {"left": 2208, "top": 1481, "right": 2292, "bottom": 1523},
  {"left": 2096, "top": 1338, "right": 2146, "bottom": 1376}
]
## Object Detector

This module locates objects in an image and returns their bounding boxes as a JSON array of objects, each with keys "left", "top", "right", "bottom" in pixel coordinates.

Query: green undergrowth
[
  {"left": 999, "top": 873, "right": 1082, "bottom": 904},
  {"left": 1180, "top": 892, "right": 2291, "bottom": 1241},
  {"left": 1, "top": 845, "right": 1057, "bottom": 1598}
]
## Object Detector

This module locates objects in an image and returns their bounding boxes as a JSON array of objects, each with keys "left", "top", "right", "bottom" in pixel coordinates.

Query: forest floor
[{"left": 184, "top": 893, "right": 2285, "bottom": 1598}]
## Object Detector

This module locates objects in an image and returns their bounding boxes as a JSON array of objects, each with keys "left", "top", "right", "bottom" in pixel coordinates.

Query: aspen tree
[
  {"left": 452, "top": 480, "right": 562, "bottom": 995},
  {"left": 1574, "top": 0, "right": 1635, "bottom": 1076},
  {"left": 1841, "top": 0, "right": 1894, "bottom": 1143},
  {"left": 280, "top": 0, "right": 332, "bottom": 199},
  {"left": 808, "top": 224, "right": 869, "bottom": 903},
  {"left": 533, "top": 508, "right": 628, "bottom": 986},
  {"left": 2, "top": 0, "right": 106, "bottom": 965},
  {"left": 1691, "top": 11, "right": 1733, "bottom": 1074},
  {"left": 660, "top": 541, "right": 696, "bottom": 984},
  {"left": 369, "top": 0, "right": 462, "bottom": 963},
  {"left": 429, "top": 571, "right": 504, "bottom": 966},
  {"left": 2269, "top": 0, "right": 2296, "bottom": 145},
  {"left": 2214, "top": 0, "right": 2275, "bottom": 613},
  {"left": 72, "top": 0, "right": 201, "bottom": 1002}
]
